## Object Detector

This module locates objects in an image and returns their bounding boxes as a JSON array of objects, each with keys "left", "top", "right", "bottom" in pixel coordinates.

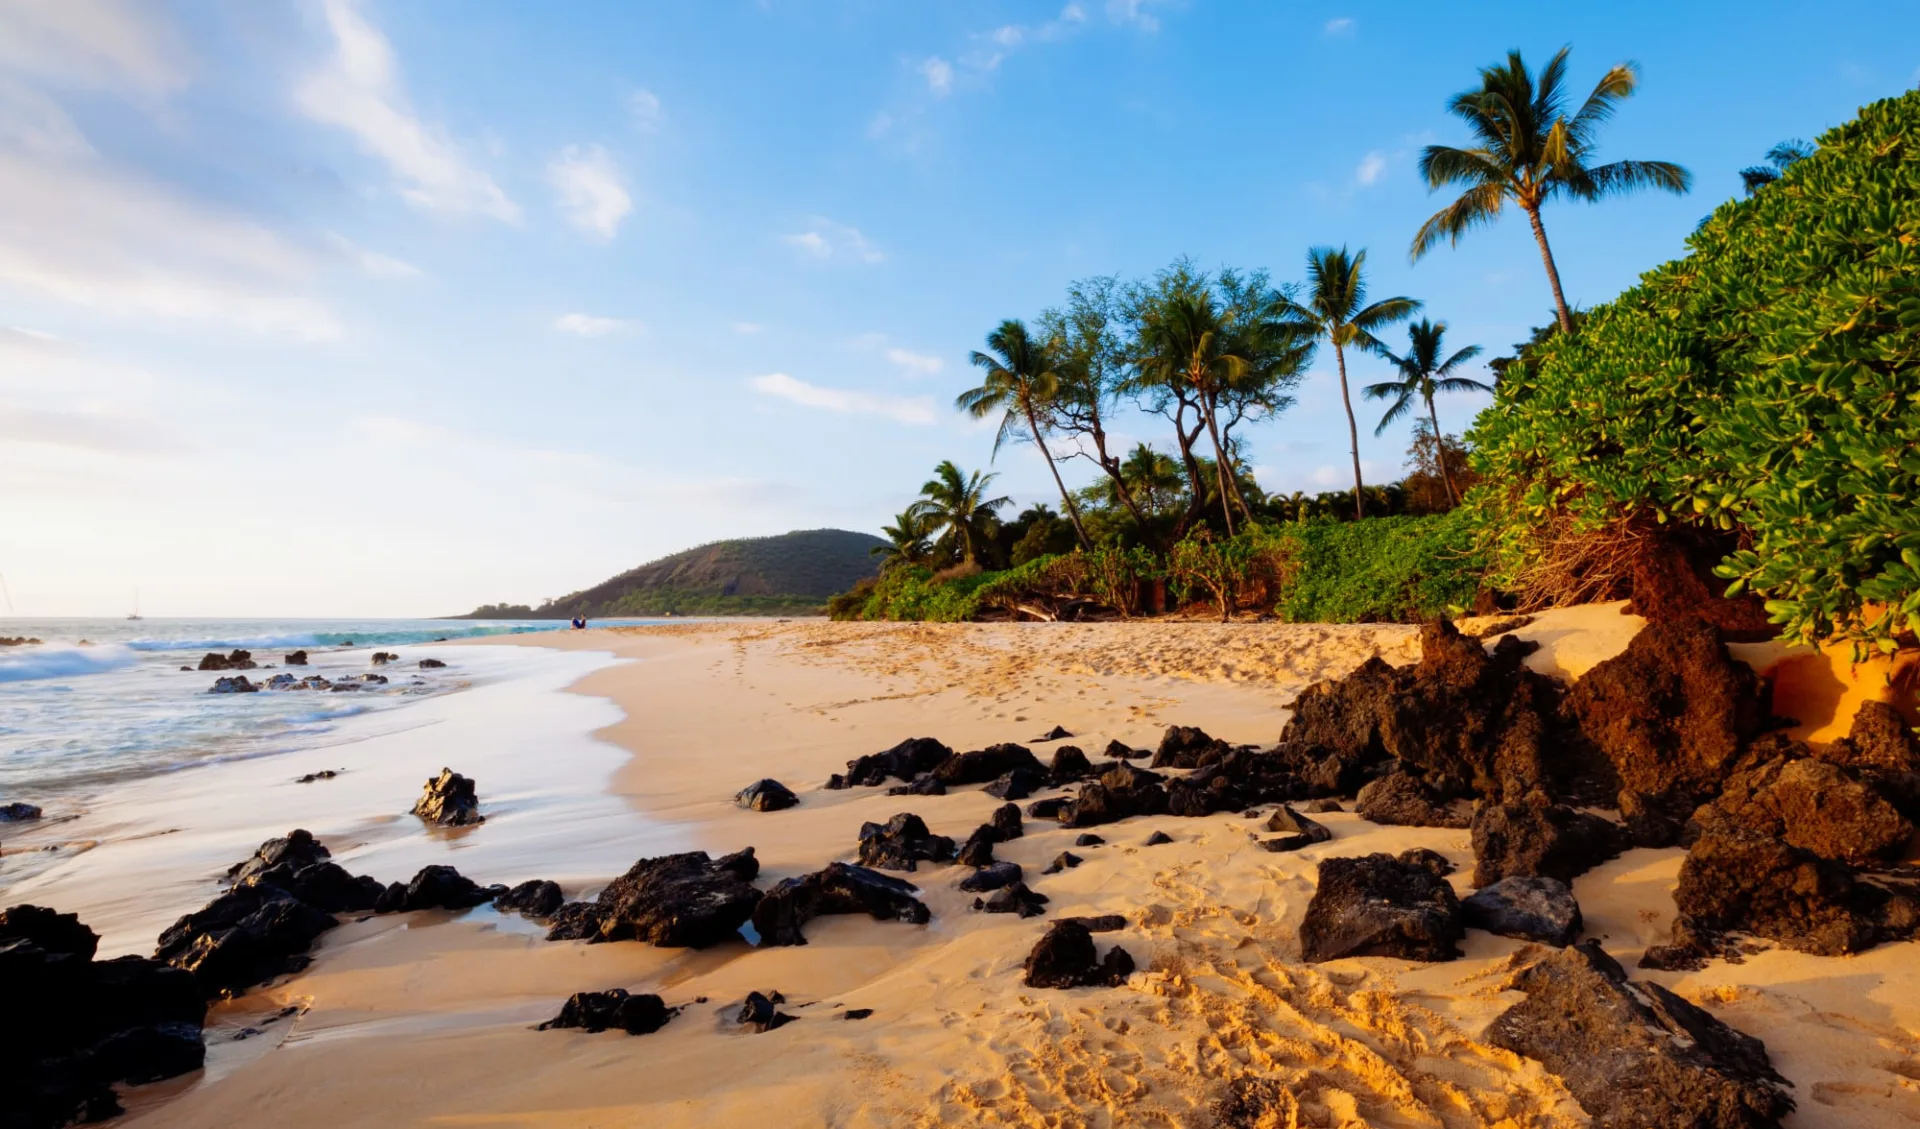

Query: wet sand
[{"left": 14, "top": 608, "right": 1919, "bottom": 1127}]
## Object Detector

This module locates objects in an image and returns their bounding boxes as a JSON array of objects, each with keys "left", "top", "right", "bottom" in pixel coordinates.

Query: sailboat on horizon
[{"left": 127, "top": 587, "right": 143, "bottom": 621}]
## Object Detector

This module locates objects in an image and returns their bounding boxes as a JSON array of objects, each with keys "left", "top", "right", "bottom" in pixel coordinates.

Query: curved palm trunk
[
  {"left": 1525, "top": 204, "right": 1575, "bottom": 334},
  {"left": 1024, "top": 403, "right": 1090, "bottom": 551},
  {"left": 1427, "top": 394, "right": 1458, "bottom": 508},
  {"left": 1334, "top": 341, "right": 1366, "bottom": 519},
  {"left": 1198, "top": 388, "right": 1238, "bottom": 537}
]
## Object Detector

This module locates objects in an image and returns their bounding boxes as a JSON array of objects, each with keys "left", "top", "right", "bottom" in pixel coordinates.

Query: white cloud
[
  {"left": 554, "top": 313, "right": 629, "bottom": 337},
  {"left": 887, "top": 347, "right": 943, "bottom": 377},
  {"left": 1354, "top": 150, "right": 1386, "bottom": 187},
  {"left": 1324, "top": 17, "right": 1355, "bottom": 36},
  {"left": 750, "top": 372, "right": 934, "bottom": 424},
  {"left": 920, "top": 57, "right": 954, "bottom": 96},
  {"left": 627, "top": 88, "right": 664, "bottom": 130},
  {"left": 0, "top": 0, "right": 188, "bottom": 94},
  {"left": 296, "top": 0, "right": 518, "bottom": 222},
  {"left": 782, "top": 217, "right": 884, "bottom": 263},
  {"left": 327, "top": 234, "right": 420, "bottom": 278},
  {"left": 1106, "top": 0, "right": 1169, "bottom": 32},
  {"left": 547, "top": 144, "right": 631, "bottom": 239},
  {"left": 731, "top": 321, "right": 764, "bottom": 335}
]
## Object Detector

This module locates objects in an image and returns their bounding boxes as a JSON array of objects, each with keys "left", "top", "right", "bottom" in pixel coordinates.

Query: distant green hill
[{"left": 458, "top": 528, "right": 886, "bottom": 619}]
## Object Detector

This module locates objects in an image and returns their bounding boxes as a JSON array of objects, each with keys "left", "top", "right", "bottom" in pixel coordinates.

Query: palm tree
[
  {"left": 1740, "top": 139, "right": 1814, "bottom": 195},
  {"left": 957, "top": 319, "right": 1090, "bottom": 550},
  {"left": 1411, "top": 47, "right": 1692, "bottom": 334},
  {"left": 909, "top": 460, "right": 1009, "bottom": 566},
  {"left": 1364, "top": 319, "right": 1490, "bottom": 507},
  {"left": 872, "top": 509, "right": 934, "bottom": 572},
  {"left": 1130, "top": 286, "right": 1259, "bottom": 534},
  {"left": 1284, "top": 247, "right": 1419, "bottom": 519}
]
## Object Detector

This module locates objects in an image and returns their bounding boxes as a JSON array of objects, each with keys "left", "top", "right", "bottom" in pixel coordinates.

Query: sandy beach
[{"left": 11, "top": 610, "right": 1920, "bottom": 1128}]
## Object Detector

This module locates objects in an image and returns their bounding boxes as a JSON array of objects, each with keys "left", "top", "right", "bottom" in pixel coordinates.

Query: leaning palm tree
[
  {"left": 1364, "top": 319, "right": 1490, "bottom": 506},
  {"left": 1283, "top": 247, "right": 1419, "bottom": 519},
  {"left": 872, "top": 508, "right": 935, "bottom": 572},
  {"left": 1411, "top": 47, "right": 1692, "bottom": 333},
  {"left": 909, "top": 460, "right": 1009, "bottom": 566},
  {"left": 957, "top": 319, "right": 1089, "bottom": 550}
]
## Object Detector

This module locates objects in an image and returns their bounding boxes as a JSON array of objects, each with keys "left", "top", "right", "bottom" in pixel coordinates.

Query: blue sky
[{"left": 2, "top": 0, "right": 1916, "bottom": 616}]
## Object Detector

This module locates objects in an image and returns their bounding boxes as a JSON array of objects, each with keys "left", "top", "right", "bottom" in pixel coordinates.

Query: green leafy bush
[
  {"left": 1166, "top": 528, "right": 1294, "bottom": 620},
  {"left": 1469, "top": 90, "right": 1920, "bottom": 646},
  {"left": 1269, "top": 513, "right": 1483, "bottom": 624}
]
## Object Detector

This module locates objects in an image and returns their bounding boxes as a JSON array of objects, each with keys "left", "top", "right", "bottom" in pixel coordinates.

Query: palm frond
[
  {"left": 1410, "top": 181, "right": 1505, "bottom": 259},
  {"left": 1567, "top": 61, "right": 1638, "bottom": 147},
  {"left": 1371, "top": 390, "right": 1416, "bottom": 435},
  {"left": 1432, "top": 343, "right": 1484, "bottom": 374},
  {"left": 1586, "top": 158, "right": 1692, "bottom": 197},
  {"left": 1349, "top": 296, "right": 1422, "bottom": 333},
  {"left": 1433, "top": 375, "right": 1494, "bottom": 394}
]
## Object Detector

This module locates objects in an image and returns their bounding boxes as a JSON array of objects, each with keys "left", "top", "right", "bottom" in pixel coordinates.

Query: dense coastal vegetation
[
  {"left": 463, "top": 529, "right": 884, "bottom": 618},
  {"left": 833, "top": 59, "right": 1918, "bottom": 651}
]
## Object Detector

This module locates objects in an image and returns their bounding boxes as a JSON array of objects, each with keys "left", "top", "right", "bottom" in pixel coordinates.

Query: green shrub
[
  {"left": 1470, "top": 90, "right": 1920, "bottom": 647},
  {"left": 1166, "top": 527, "right": 1293, "bottom": 620},
  {"left": 1269, "top": 512, "right": 1482, "bottom": 624}
]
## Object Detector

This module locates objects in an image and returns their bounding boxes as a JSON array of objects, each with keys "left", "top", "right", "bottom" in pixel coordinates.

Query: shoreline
[{"left": 12, "top": 610, "right": 1919, "bottom": 1127}]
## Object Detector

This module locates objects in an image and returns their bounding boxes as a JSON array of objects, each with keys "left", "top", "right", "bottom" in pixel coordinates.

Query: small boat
[{"left": 127, "top": 587, "right": 143, "bottom": 621}]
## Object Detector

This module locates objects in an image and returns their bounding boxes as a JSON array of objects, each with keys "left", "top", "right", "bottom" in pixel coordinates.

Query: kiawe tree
[
  {"left": 1364, "top": 318, "right": 1489, "bottom": 506},
  {"left": 1284, "top": 246, "right": 1419, "bottom": 519},
  {"left": 909, "top": 460, "right": 1009, "bottom": 567},
  {"left": 957, "top": 319, "right": 1090, "bottom": 550},
  {"left": 1411, "top": 46, "right": 1692, "bottom": 333}
]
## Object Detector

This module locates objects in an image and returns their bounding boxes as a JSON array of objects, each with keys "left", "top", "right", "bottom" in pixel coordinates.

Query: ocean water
[{"left": 0, "top": 617, "right": 659, "bottom": 802}]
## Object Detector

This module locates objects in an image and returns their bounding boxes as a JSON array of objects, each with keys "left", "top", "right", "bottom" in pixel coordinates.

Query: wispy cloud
[
  {"left": 731, "top": 321, "right": 764, "bottom": 335},
  {"left": 627, "top": 88, "right": 664, "bottom": 130},
  {"left": 328, "top": 234, "right": 420, "bottom": 278},
  {"left": 920, "top": 57, "right": 954, "bottom": 96},
  {"left": 782, "top": 217, "right": 884, "bottom": 263},
  {"left": 1323, "top": 17, "right": 1355, "bottom": 36},
  {"left": 1354, "top": 150, "right": 1386, "bottom": 187},
  {"left": 750, "top": 373, "right": 934, "bottom": 424},
  {"left": 554, "top": 313, "right": 630, "bottom": 336},
  {"left": 547, "top": 144, "right": 631, "bottom": 239},
  {"left": 0, "top": 0, "right": 188, "bottom": 94},
  {"left": 1106, "top": 0, "right": 1170, "bottom": 32},
  {"left": 887, "top": 347, "right": 943, "bottom": 376},
  {"left": 297, "top": 0, "right": 518, "bottom": 222}
]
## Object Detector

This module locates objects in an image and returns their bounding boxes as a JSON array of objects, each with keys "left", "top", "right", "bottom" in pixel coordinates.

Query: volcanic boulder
[
  {"left": 1671, "top": 822, "right": 1889, "bottom": 956},
  {"left": 544, "top": 848, "right": 762, "bottom": 947},
  {"left": 0, "top": 801, "right": 41, "bottom": 821},
  {"left": 373, "top": 865, "right": 501, "bottom": 913},
  {"left": 856, "top": 813, "right": 956, "bottom": 872},
  {"left": 412, "top": 767, "right": 484, "bottom": 826},
  {"left": 153, "top": 883, "right": 338, "bottom": 996},
  {"left": 1373, "top": 622, "right": 1562, "bottom": 797},
  {"left": 1299, "top": 853, "right": 1464, "bottom": 963},
  {"left": 207, "top": 676, "right": 258, "bottom": 694},
  {"left": 1047, "top": 745, "right": 1095, "bottom": 784},
  {"left": 495, "top": 879, "right": 564, "bottom": 918},
  {"left": 935, "top": 743, "right": 1046, "bottom": 787},
  {"left": 197, "top": 649, "right": 256, "bottom": 671},
  {"left": 538, "top": 989, "right": 673, "bottom": 1035},
  {"left": 828, "top": 736, "right": 954, "bottom": 789},
  {"left": 1487, "top": 942, "right": 1794, "bottom": 1128},
  {"left": 1462, "top": 876, "right": 1582, "bottom": 946},
  {"left": 1355, "top": 772, "right": 1469, "bottom": 829},
  {"left": 1022, "top": 919, "right": 1135, "bottom": 988},
  {"left": 976, "top": 881, "right": 1049, "bottom": 917},
  {"left": 958, "top": 861, "right": 1023, "bottom": 893},
  {"left": 1151, "top": 725, "right": 1234, "bottom": 769},
  {"left": 984, "top": 766, "right": 1046, "bottom": 801},
  {"left": 750, "top": 862, "right": 929, "bottom": 946},
  {"left": 1469, "top": 794, "right": 1629, "bottom": 887},
  {"left": 1702, "top": 754, "right": 1912, "bottom": 866},
  {"left": 1818, "top": 700, "right": 1920, "bottom": 815}
]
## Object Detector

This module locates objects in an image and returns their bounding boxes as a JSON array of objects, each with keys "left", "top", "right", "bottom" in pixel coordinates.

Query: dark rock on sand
[
  {"left": 1152, "top": 724, "right": 1234, "bottom": 769},
  {"left": 958, "top": 861, "right": 1023, "bottom": 893},
  {"left": 226, "top": 829, "right": 330, "bottom": 886},
  {"left": 1074, "top": 833, "right": 1105, "bottom": 847},
  {"left": 887, "top": 772, "right": 947, "bottom": 797},
  {"left": 1102, "top": 739, "right": 1144, "bottom": 759},
  {"left": 1036, "top": 725, "right": 1073, "bottom": 741},
  {"left": 284, "top": 650, "right": 308, "bottom": 666},
  {"left": 1025, "top": 796, "right": 1070, "bottom": 820},
  {"left": 1672, "top": 822, "right": 1890, "bottom": 956},
  {"left": 737, "top": 990, "right": 797, "bottom": 1032},
  {"left": 198, "top": 649, "right": 256, "bottom": 671},
  {"left": 1470, "top": 794, "right": 1629, "bottom": 887},
  {"left": 857, "top": 813, "right": 956, "bottom": 872},
  {"left": 1463, "top": 876, "right": 1583, "bottom": 946},
  {"left": 293, "top": 770, "right": 341, "bottom": 784},
  {"left": 1398, "top": 848, "right": 1455, "bottom": 877},
  {"left": 955, "top": 829, "right": 998, "bottom": 868},
  {"left": 371, "top": 651, "right": 397, "bottom": 665},
  {"left": 1144, "top": 830, "right": 1174, "bottom": 846},
  {"left": 538, "top": 989, "right": 673, "bottom": 1035},
  {"left": 373, "top": 865, "right": 500, "bottom": 913},
  {"left": 418, "top": 658, "right": 447, "bottom": 669},
  {"left": 495, "top": 879, "right": 564, "bottom": 918},
  {"left": 0, "top": 801, "right": 43, "bottom": 821},
  {"left": 412, "top": 767, "right": 484, "bottom": 826},
  {"left": 750, "top": 862, "right": 929, "bottom": 946},
  {"left": 984, "top": 766, "right": 1046, "bottom": 801},
  {"left": 1620, "top": 789, "right": 1692, "bottom": 848},
  {"left": 990, "top": 802, "right": 1023, "bottom": 840},
  {"left": 1042, "top": 852, "right": 1082, "bottom": 875},
  {"left": 1, "top": 903, "right": 99, "bottom": 958},
  {"left": 1059, "top": 778, "right": 1168, "bottom": 828},
  {"left": 936, "top": 743, "right": 1046, "bottom": 787},
  {"left": 975, "top": 882, "right": 1049, "bottom": 917},
  {"left": 1819, "top": 700, "right": 1920, "bottom": 815},
  {"left": 1266, "top": 806, "right": 1332, "bottom": 842},
  {"left": 1022, "top": 919, "right": 1134, "bottom": 988},
  {"left": 154, "top": 883, "right": 338, "bottom": 996},
  {"left": 842, "top": 1007, "right": 873, "bottom": 1020},
  {"left": 1260, "top": 834, "right": 1315, "bottom": 853},
  {"left": 1305, "top": 799, "right": 1344, "bottom": 814},
  {"left": 735, "top": 778, "right": 800, "bottom": 812},
  {"left": 545, "top": 849, "right": 762, "bottom": 947},
  {"left": 225, "top": 830, "right": 383, "bottom": 914},
  {"left": 1059, "top": 913, "right": 1127, "bottom": 932},
  {"left": 1356, "top": 772, "right": 1469, "bottom": 829},
  {"left": 1702, "top": 754, "right": 1913, "bottom": 866},
  {"left": 208, "top": 676, "right": 258, "bottom": 694},
  {"left": 1562, "top": 617, "right": 1770, "bottom": 808},
  {"left": 1487, "top": 942, "right": 1794, "bottom": 1128},
  {"left": 830, "top": 737, "right": 955, "bottom": 789},
  {"left": 1047, "top": 745, "right": 1095, "bottom": 784},
  {"left": 1299, "top": 854, "right": 1464, "bottom": 963}
]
